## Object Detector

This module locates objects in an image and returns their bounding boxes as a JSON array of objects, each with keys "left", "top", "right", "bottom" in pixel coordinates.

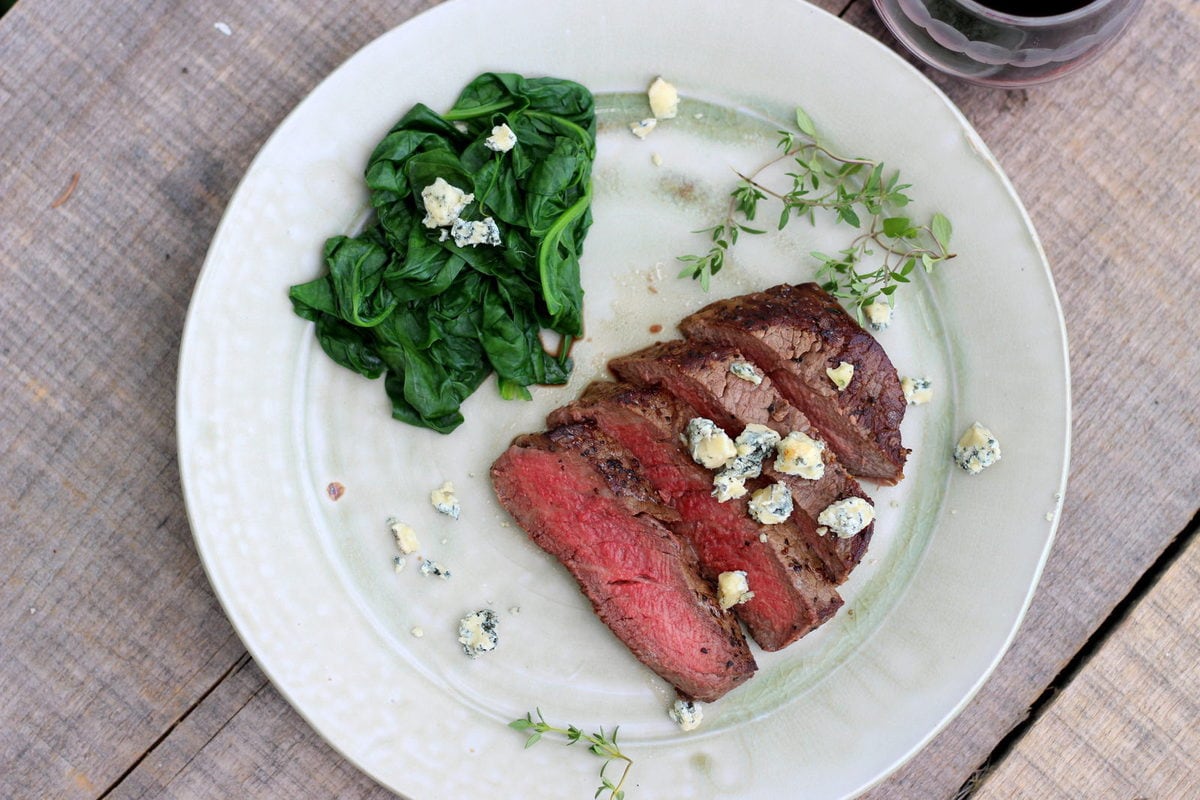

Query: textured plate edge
[{"left": 173, "top": 0, "right": 1074, "bottom": 796}]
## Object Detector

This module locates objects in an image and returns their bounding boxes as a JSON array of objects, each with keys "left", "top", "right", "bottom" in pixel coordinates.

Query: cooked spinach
[{"left": 289, "top": 73, "right": 596, "bottom": 433}]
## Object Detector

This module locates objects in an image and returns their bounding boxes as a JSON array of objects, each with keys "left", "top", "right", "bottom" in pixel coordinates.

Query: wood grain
[
  {"left": 104, "top": 657, "right": 394, "bottom": 800},
  {"left": 847, "top": 0, "right": 1200, "bottom": 795},
  {"left": 0, "top": 0, "right": 1197, "bottom": 798},
  {"left": 972, "top": 533, "right": 1200, "bottom": 799},
  {"left": 0, "top": 2, "right": 434, "bottom": 798}
]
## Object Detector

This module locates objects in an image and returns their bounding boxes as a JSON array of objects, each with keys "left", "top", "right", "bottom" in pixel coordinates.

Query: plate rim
[{"left": 176, "top": 0, "right": 1071, "bottom": 796}]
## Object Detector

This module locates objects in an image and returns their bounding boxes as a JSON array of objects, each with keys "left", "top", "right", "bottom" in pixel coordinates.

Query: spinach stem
[{"left": 537, "top": 180, "right": 592, "bottom": 317}]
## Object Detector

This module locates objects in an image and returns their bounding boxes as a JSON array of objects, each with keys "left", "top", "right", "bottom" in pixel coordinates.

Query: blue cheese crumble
[
  {"left": 647, "top": 76, "right": 679, "bottom": 120},
  {"left": 728, "top": 360, "right": 763, "bottom": 385},
  {"left": 420, "top": 178, "right": 473, "bottom": 228},
  {"left": 431, "top": 481, "right": 461, "bottom": 519},
  {"left": 727, "top": 424, "right": 781, "bottom": 480},
  {"left": 748, "top": 483, "right": 793, "bottom": 525},
  {"left": 711, "top": 471, "right": 747, "bottom": 503},
  {"left": 388, "top": 518, "right": 420, "bottom": 554},
  {"left": 901, "top": 376, "right": 933, "bottom": 406},
  {"left": 863, "top": 300, "right": 892, "bottom": 331},
  {"left": 419, "top": 559, "right": 451, "bottom": 580},
  {"left": 457, "top": 609, "right": 498, "bottom": 657},
  {"left": 450, "top": 217, "right": 501, "bottom": 248},
  {"left": 711, "top": 424, "right": 779, "bottom": 502},
  {"left": 774, "top": 431, "right": 826, "bottom": 480},
  {"left": 826, "top": 361, "right": 855, "bottom": 391},
  {"left": 717, "top": 570, "right": 754, "bottom": 610},
  {"left": 668, "top": 698, "right": 703, "bottom": 731},
  {"left": 630, "top": 118, "right": 657, "bottom": 139},
  {"left": 817, "top": 497, "right": 875, "bottom": 538},
  {"left": 484, "top": 122, "right": 517, "bottom": 152},
  {"left": 686, "top": 418, "right": 737, "bottom": 469},
  {"left": 954, "top": 422, "right": 1001, "bottom": 474}
]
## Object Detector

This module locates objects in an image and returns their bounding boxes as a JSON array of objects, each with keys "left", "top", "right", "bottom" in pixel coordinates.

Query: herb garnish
[
  {"left": 678, "top": 107, "right": 955, "bottom": 321},
  {"left": 289, "top": 73, "right": 596, "bottom": 433},
  {"left": 510, "top": 709, "right": 634, "bottom": 800}
]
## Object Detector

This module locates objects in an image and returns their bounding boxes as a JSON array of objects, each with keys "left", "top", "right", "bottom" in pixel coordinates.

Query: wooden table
[{"left": 2, "top": 1, "right": 1197, "bottom": 797}]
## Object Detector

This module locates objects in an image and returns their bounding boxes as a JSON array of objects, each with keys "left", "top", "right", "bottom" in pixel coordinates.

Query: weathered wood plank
[
  {"left": 0, "top": 0, "right": 1197, "bottom": 798},
  {"left": 0, "top": 2, "right": 433, "bottom": 798},
  {"left": 845, "top": 0, "right": 1200, "bottom": 795},
  {"left": 104, "top": 657, "right": 394, "bottom": 800},
  {"left": 972, "top": 530, "right": 1200, "bottom": 799}
]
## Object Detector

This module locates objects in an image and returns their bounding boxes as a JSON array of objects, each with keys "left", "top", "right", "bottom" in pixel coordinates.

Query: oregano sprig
[
  {"left": 677, "top": 106, "right": 956, "bottom": 321},
  {"left": 510, "top": 709, "right": 634, "bottom": 800}
]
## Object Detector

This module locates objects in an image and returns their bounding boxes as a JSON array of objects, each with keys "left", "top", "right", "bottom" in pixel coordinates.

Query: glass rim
[{"left": 956, "top": 0, "right": 1117, "bottom": 26}]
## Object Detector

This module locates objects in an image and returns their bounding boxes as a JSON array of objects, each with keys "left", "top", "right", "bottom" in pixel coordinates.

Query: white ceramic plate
[{"left": 177, "top": 1, "right": 1070, "bottom": 797}]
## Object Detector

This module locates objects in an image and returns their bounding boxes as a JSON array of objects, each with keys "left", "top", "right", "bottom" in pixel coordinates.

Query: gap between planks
[
  {"left": 958, "top": 506, "right": 1200, "bottom": 797},
  {"left": 94, "top": 648, "right": 255, "bottom": 799}
]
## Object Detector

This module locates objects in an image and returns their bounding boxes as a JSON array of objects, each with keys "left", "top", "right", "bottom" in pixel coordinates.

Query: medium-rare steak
[
  {"left": 544, "top": 422, "right": 681, "bottom": 525},
  {"left": 609, "top": 340, "right": 872, "bottom": 583},
  {"left": 549, "top": 382, "right": 843, "bottom": 651},
  {"left": 491, "top": 426, "right": 756, "bottom": 702},
  {"left": 679, "top": 282, "right": 908, "bottom": 485}
]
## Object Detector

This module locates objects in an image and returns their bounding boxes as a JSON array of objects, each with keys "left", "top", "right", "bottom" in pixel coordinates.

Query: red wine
[{"left": 974, "top": 0, "right": 1096, "bottom": 15}]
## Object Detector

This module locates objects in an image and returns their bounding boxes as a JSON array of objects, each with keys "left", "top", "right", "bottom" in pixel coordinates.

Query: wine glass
[{"left": 871, "top": 0, "right": 1145, "bottom": 87}]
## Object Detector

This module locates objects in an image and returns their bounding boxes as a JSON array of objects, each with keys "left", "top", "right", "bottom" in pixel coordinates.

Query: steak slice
[
  {"left": 491, "top": 427, "right": 756, "bottom": 702},
  {"left": 544, "top": 422, "right": 681, "bottom": 525},
  {"left": 549, "top": 382, "right": 843, "bottom": 651},
  {"left": 679, "top": 282, "right": 908, "bottom": 485},
  {"left": 609, "top": 340, "right": 872, "bottom": 583}
]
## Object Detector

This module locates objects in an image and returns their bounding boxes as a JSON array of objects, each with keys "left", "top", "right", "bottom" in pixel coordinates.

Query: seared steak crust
[
  {"left": 550, "top": 382, "right": 843, "bottom": 651},
  {"left": 679, "top": 283, "right": 908, "bottom": 484},
  {"left": 491, "top": 430, "right": 756, "bottom": 702},
  {"left": 544, "top": 422, "right": 681, "bottom": 524},
  {"left": 610, "top": 340, "right": 873, "bottom": 582},
  {"left": 486, "top": 284, "right": 911, "bottom": 696}
]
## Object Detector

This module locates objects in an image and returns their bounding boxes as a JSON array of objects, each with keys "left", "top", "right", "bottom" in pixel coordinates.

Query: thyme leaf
[
  {"left": 510, "top": 709, "right": 633, "bottom": 800},
  {"left": 678, "top": 105, "right": 956, "bottom": 321}
]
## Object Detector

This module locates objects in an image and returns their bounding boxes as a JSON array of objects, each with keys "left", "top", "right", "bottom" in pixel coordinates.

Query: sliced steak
[
  {"left": 491, "top": 428, "right": 756, "bottom": 702},
  {"left": 609, "top": 340, "right": 872, "bottom": 582},
  {"left": 544, "top": 422, "right": 681, "bottom": 525},
  {"left": 549, "top": 382, "right": 843, "bottom": 651},
  {"left": 679, "top": 282, "right": 908, "bottom": 485}
]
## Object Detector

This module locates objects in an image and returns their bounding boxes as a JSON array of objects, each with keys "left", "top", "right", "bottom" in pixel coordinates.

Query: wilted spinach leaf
[{"left": 288, "top": 72, "right": 596, "bottom": 433}]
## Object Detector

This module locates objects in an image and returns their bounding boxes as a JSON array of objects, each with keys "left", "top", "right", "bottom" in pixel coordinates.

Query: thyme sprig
[
  {"left": 510, "top": 709, "right": 634, "bottom": 799},
  {"left": 677, "top": 107, "right": 956, "bottom": 320}
]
